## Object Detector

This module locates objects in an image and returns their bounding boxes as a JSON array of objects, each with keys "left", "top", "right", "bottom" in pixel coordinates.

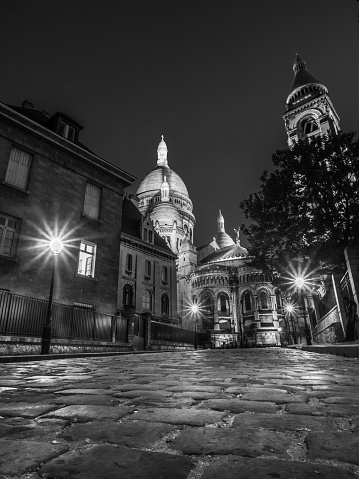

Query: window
[
  {"left": 125, "top": 254, "right": 133, "bottom": 274},
  {"left": 148, "top": 230, "right": 153, "bottom": 243},
  {"left": 59, "top": 121, "right": 76, "bottom": 142},
  {"left": 145, "top": 260, "right": 151, "bottom": 280},
  {"left": 161, "top": 294, "right": 169, "bottom": 315},
  {"left": 142, "top": 289, "right": 152, "bottom": 310},
  {"left": 0, "top": 213, "right": 20, "bottom": 257},
  {"left": 83, "top": 183, "right": 101, "bottom": 219},
  {"left": 243, "top": 292, "right": 252, "bottom": 312},
  {"left": 123, "top": 284, "right": 133, "bottom": 307},
  {"left": 260, "top": 291, "right": 269, "bottom": 309},
  {"left": 302, "top": 118, "right": 319, "bottom": 136},
  {"left": 4, "top": 147, "right": 32, "bottom": 190},
  {"left": 143, "top": 228, "right": 148, "bottom": 242},
  {"left": 162, "top": 266, "right": 168, "bottom": 283},
  {"left": 219, "top": 294, "right": 229, "bottom": 313},
  {"left": 78, "top": 240, "right": 96, "bottom": 278}
]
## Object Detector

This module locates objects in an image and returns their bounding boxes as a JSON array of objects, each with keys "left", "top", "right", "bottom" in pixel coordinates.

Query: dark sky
[{"left": 1, "top": 1, "right": 358, "bottom": 248}]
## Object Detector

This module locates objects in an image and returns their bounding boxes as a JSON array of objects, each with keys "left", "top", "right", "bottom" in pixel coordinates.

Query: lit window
[
  {"left": 59, "top": 122, "right": 76, "bottom": 142},
  {"left": 145, "top": 260, "right": 151, "bottom": 280},
  {"left": 5, "top": 147, "right": 32, "bottom": 190},
  {"left": 142, "top": 289, "right": 152, "bottom": 310},
  {"left": 126, "top": 254, "right": 133, "bottom": 273},
  {"left": 83, "top": 183, "right": 101, "bottom": 219},
  {"left": 162, "top": 266, "right": 168, "bottom": 283},
  {"left": 0, "top": 213, "right": 20, "bottom": 257},
  {"left": 161, "top": 294, "right": 169, "bottom": 315},
  {"left": 78, "top": 240, "right": 96, "bottom": 277}
]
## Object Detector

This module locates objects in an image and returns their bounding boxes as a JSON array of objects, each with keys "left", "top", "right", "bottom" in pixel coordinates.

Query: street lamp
[
  {"left": 41, "top": 238, "right": 63, "bottom": 354},
  {"left": 191, "top": 304, "right": 199, "bottom": 349},
  {"left": 295, "top": 276, "right": 312, "bottom": 345}
]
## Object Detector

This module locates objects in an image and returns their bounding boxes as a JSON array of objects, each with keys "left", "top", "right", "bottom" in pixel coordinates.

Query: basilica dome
[{"left": 137, "top": 166, "right": 189, "bottom": 198}]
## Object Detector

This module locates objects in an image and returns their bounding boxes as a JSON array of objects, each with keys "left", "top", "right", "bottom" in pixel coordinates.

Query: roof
[
  {"left": 201, "top": 243, "right": 249, "bottom": 264},
  {"left": 121, "top": 197, "right": 173, "bottom": 252},
  {"left": 289, "top": 69, "right": 322, "bottom": 94},
  {"left": 136, "top": 166, "right": 189, "bottom": 198}
]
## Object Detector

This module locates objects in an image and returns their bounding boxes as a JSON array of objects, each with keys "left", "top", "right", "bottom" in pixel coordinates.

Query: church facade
[{"left": 131, "top": 54, "right": 345, "bottom": 347}]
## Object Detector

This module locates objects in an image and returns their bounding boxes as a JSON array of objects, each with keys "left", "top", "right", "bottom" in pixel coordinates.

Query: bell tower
[{"left": 283, "top": 55, "right": 340, "bottom": 146}]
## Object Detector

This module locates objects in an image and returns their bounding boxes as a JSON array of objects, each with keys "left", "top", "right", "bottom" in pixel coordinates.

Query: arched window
[
  {"left": 243, "top": 291, "right": 252, "bottom": 312},
  {"left": 218, "top": 293, "right": 229, "bottom": 314},
  {"left": 302, "top": 117, "right": 319, "bottom": 136},
  {"left": 123, "top": 284, "right": 133, "bottom": 307},
  {"left": 200, "top": 290, "right": 214, "bottom": 314},
  {"left": 125, "top": 254, "right": 132, "bottom": 273},
  {"left": 161, "top": 294, "right": 169, "bottom": 315},
  {"left": 142, "top": 289, "right": 152, "bottom": 310},
  {"left": 260, "top": 290, "right": 269, "bottom": 309},
  {"left": 275, "top": 290, "right": 282, "bottom": 309}
]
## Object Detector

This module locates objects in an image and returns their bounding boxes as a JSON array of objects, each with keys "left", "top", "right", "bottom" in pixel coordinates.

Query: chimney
[{"left": 22, "top": 100, "right": 34, "bottom": 109}]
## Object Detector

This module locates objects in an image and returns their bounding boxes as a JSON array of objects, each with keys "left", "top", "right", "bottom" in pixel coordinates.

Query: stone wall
[
  {"left": 0, "top": 336, "right": 132, "bottom": 356},
  {"left": 313, "top": 306, "right": 345, "bottom": 344}
]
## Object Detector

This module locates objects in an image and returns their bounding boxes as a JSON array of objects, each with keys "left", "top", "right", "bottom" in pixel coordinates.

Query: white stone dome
[{"left": 137, "top": 166, "right": 189, "bottom": 198}]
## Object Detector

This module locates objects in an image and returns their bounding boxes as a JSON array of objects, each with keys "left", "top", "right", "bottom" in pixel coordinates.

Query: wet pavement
[{"left": 0, "top": 348, "right": 359, "bottom": 478}]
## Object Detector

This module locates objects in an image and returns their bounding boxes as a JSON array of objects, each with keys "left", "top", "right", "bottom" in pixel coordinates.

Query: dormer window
[{"left": 59, "top": 121, "right": 76, "bottom": 142}]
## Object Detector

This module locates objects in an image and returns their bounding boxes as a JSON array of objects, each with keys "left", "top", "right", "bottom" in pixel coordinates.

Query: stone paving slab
[
  {"left": 44, "top": 405, "right": 135, "bottom": 423},
  {"left": 0, "top": 418, "right": 69, "bottom": 439},
  {"left": 60, "top": 419, "right": 173, "bottom": 447},
  {"left": 201, "top": 456, "right": 357, "bottom": 478},
  {"left": 198, "top": 398, "right": 278, "bottom": 413},
  {"left": 287, "top": 402, "right": 359, "bottom": 417},
  {"left": 0, "top": 438, "right": 68, "bottom": 475},
  {"left": 53, "top": 394, "right": 119, "bottom": 405},
  {"left": 133, "top": 407, "right": 226, "bottom": 426},
  {"left": 0, "top": 403, "right": 58, "bottom": 418},
  {"left": 231, "top": 412, "right": 337, "bottom": 431},
  {"left": 305, "top": 431, "right": 359, "bottom": 465},
  {"left": 39, "top": 443, "right": 195, "bottom": 478},
  {"left": 169, "top": 426, "right": 292, "bottom": 458}
]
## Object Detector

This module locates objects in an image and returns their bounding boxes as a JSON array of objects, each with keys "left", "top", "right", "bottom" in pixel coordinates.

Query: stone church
[{"left": 131, "top": 54, "right": 341, "bottom": 347}]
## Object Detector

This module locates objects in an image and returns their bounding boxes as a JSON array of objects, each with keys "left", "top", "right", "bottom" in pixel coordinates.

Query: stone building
[
  {"left": 118, "top": 196, "right": 178, "bottom": 323},
  {"left": 0, "top": 100, "right": 135, "bottom": 315},
  {"left": 135, "top": 138, "right": 283, "bottom": 346}
]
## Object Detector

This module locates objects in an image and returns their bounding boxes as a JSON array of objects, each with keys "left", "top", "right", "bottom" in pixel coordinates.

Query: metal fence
[
  {"left": 0, "top": 290, "right": 128, "bottom": 342},
  {"left": 151, "top": 321, "right": 197, "bottom": 345}
]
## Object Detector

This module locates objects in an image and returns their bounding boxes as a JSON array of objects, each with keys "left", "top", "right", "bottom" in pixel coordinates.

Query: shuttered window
[
  {"left": 83, "top": 183, "right": 101, "bottom": 219},
  {"left": 0, "top": 213, "right": 20, "bottom": 257},
  {"left": 5, "top": 147, "right": 32, "bottom": 190}
]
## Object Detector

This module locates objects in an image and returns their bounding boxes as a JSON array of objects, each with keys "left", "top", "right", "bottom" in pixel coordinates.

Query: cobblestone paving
[{"left": 0, "top": 348, "right": 359, "bottom": 478}]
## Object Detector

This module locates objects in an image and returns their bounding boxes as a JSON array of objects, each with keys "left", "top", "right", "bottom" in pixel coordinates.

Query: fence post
[
  {"left": 111, "top": 315, "right": 117, "bottom": 343},
  {"left": 142, "top": 313, "right": 152, "bottom": 350}
]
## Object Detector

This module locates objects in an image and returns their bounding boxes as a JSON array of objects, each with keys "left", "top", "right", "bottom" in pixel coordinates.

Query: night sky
[{"left": 1, "top": 1, "right": 358, "bottom": 248}]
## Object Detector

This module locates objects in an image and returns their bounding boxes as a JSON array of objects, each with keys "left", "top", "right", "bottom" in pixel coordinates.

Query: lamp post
[
  {"left": 191, "top": 304, "right": 198, "bottom": 350},
  {"left": 41, "top": 238, "right": 63, "bottom": 355},
  {"left": 295, "top": 277, "right": 312, "bottom": 346},
  {"left": 284, "top": 304, "right": 297, "bottom": 344}
]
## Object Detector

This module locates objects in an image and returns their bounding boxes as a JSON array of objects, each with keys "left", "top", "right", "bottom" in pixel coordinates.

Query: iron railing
[{"left": 0, "top": 290, "right": 128, "bottom": 342}]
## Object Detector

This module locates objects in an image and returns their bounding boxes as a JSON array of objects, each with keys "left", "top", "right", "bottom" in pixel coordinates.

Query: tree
[{"left": 240, "top": 132, "right": 359, "bottom": 273}]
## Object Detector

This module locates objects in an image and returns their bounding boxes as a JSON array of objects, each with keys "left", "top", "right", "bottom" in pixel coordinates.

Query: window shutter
[
  {"left": 5, "top": 148, "right": 31, "bottom": 189},
  {"left": 84, "top": 184, "right": 101, "bottom": 219}
]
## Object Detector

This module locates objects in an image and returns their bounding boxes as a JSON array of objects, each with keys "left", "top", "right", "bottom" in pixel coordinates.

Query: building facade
[
  {"left": 118, "top": 196, "right": 178, "bottom": 323},
  {"left": 0, "top": 100, "right": 135, "bottom": 316}
]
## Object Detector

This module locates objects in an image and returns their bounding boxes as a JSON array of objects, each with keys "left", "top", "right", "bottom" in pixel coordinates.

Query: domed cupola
[
  {"left": 283, "top": 55, "right": 340, "bottom": 146},
  {"left": 136, "top": 136, "right": 196, "bottom": 254},
  {"left": 215, "top": 210, "right": 235, "bottom": 249}
]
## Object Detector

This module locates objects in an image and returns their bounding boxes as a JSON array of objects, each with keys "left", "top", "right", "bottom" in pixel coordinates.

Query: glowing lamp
[
  {"left": 50, "top": 238, "right": 63, "bottom": 255},
  {"left": 285, "top": 304, "right": 294, "bottom": 313},
  {"left": 295, "top": 277, "right": 304, "bottom": 289},
  {"left": 191, "top": 304, "right": 199, "bottom": 314}
]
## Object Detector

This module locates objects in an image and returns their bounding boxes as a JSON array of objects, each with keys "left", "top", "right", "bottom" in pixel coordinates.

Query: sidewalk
[{"left": 287, "top": 340, "right": 359, "bottom": 358}]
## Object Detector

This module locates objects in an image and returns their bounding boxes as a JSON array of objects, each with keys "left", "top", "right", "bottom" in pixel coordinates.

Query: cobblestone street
[{"left": 1, "top": 348, "right": 359, "bottom": 478}]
